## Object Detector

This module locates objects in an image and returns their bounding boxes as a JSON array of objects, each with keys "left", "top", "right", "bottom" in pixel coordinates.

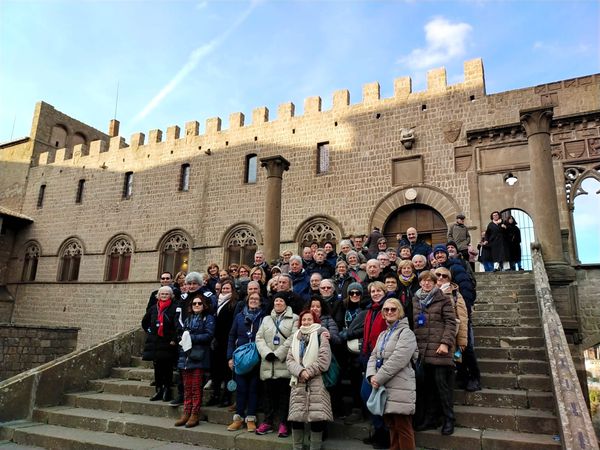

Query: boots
[
  {"left": 227, "top": 414, "right": 244, "bottom": 431},
  {"left": 309, "top": 431, "right": 323, "bottom": 450},
  {"left": 372, "top": 427, "right": 390, "bottom": 449},
  {"left": 162, "top": 386, "right": 172, "bottom": 402},
  {"left": 292, "top": 427, "right": 304, "bottom": 450},
  {"left": 150, "top": 386, "right": 164, "bottom": 401},
  {"left": 246, "top": 416, "right": 256, "bottom": 433},
  {"left": 185, "top": 413, "right": 200, "bottom": 428},
  {"left": 174, "top": 413, "right": 190, "bottom": 426}
]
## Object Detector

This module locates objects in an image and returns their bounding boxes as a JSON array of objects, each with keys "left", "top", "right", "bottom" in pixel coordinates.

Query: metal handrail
[{"left": 531, "top": 244, "right": 598, "bottom": 450}]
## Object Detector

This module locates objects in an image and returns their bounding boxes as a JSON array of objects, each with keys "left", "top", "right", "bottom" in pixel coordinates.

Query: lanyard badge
[
  {"left": 273, "top": 335, "right": 280, "bottom": 345},
  {"left": 416, "top": 312, "right": 426, "bottom": 327}
]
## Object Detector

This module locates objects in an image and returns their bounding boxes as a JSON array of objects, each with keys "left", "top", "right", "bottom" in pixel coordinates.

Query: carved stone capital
[
  {"left": 520, "top": 106, "right": 554, "bottom": 137},
  {"left": 260, "top": 155, "right": 291, "bottom": 179}
]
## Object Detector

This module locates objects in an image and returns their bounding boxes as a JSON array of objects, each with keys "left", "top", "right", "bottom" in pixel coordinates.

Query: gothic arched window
[
  {"left": 159, "top": 231, "right": 190, "bottom": 275},
  {"left": 58, "top": 238, "right": 83, "bottom": 281},
  {"left": 22, "top": 242, "right": 41, "bottom": 282},
  {"left": 106, "top": 235, "right": 134, "bottom": 281},
  {"left": 297, "top": 218, "right": 340, "bottom": 251},
  {"left": 225, "top": 225, "right": 258, "bottom": 267}
]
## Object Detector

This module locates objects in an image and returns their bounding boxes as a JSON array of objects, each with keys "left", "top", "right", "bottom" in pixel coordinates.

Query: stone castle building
[{"left": 1, "top": 58, "right": 599, "bottom": 350}]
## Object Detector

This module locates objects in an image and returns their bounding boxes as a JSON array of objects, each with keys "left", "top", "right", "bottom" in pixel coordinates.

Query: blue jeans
[
  {"left": 483, "top": 261, "right": 494, "bottom": 272},
  {"left": 235, "top": 366, "right": 260, "bottom": 418},
  {"left": 361, "top": 377, "right": 385, "bottom": 430}
]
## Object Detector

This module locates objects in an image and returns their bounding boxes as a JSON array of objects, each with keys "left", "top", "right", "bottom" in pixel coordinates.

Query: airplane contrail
[{"left": 131, "top": 0, "right": 262, "bottom": 125}]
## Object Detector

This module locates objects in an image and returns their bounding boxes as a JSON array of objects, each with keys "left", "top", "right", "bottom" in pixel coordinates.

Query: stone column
[
  {"left": 260, "top": 155, "right": 291, "bottom": 262},
  {"left": 520, "top": 106, "right": 574, "bottom": 280}
]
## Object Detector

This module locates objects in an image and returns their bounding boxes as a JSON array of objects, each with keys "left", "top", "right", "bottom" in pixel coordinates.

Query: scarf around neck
[
  {"left": 290, "top": 323, "right": 321, "bottom": 385},
  {"left": 157, "top": 299, "right": 172, "bottom": 337}
]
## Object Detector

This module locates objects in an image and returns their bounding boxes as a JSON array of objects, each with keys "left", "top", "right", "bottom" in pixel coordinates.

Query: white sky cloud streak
[
  {"left": 131, "top": 0, "right": 261, "bottom": 125},
  {"left": 399, "top": 17, "right": 472, "bottom": 70}
]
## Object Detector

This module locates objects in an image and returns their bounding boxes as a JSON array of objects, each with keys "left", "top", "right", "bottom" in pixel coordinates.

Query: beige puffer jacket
[
  {"left": 255, "top": 306, "right": 298, "bottom": 381},
  {"left": 440, "top": 283, "right": 468, "bottom": 349},
  {"left": 366, "top": 317, "right": 418, "bottom": 415},
  {"left": 286, "top": 328, "right": 333, "bottom": 423}
]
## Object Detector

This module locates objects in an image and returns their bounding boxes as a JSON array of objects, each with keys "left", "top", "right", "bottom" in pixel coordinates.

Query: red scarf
[
  {"left": 362, "top": 301, "right": 386, "bottom": 356},
  {"left": 157, "top": 299, "right": 172, "bottom": 337}
]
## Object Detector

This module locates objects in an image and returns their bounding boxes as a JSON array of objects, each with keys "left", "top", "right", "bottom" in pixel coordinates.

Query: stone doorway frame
[{"left": 369, "top": 185, "right": 461, "bottom": 232}]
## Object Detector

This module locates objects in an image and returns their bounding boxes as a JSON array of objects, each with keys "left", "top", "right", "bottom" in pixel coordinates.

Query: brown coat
[
  {"left": 286, "top": 328, "right": 333, "bottom": 423},
  {"left": 412, "top": 288, "right": 456, "bottom": 366}
]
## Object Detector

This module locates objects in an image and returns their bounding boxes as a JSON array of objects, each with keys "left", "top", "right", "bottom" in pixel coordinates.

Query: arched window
[
  {"left": 500, "top": 209, "right": 535, "bottom": 270},
  {"left": 22, "top": 242, "right": 40, "bottom": 282},
  {"left": 58, "top": 238, "right": 83, "bottom": 281},
  {"left": 296, "top": 217, "right": 341, "bottom": 251},
  {"left": 159, "top": 231, "right": 190, "bottom": 275},
  {"left": 49, "top": 125, "right": 68, "bottom": 148},
  {"left": 106, "top": 236, "right": 133, "bottom": 281},
  {"left": 224, "top": 225, "right": 258, "bottom": 266},
  {"left": 573, "top": 177, "right": 600, "bottom": 264}
]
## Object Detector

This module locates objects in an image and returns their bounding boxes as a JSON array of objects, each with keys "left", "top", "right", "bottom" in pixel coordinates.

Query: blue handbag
[{"left": 233, "top": 341, "right": 260, "bottom": 375}]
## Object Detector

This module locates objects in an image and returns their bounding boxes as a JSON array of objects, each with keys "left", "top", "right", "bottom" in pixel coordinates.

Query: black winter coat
[{"left": 142, "top": 301, "right": 178, "bottom": 362}]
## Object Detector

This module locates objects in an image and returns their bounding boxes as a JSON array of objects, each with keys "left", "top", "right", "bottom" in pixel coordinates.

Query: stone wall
[
  {"left": 0, "top": 324, "right": 78, "bottom": 381},
  {"left": 2, "top": 60, "right": 599, "bottom": 349},
  {"left": 576, "top": 266, "right": 600, "bottom": 348}
]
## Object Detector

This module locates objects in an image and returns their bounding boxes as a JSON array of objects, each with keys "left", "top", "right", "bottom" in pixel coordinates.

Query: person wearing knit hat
[{"left": 433, "top": 244, "right": 448, "bottom": 257}]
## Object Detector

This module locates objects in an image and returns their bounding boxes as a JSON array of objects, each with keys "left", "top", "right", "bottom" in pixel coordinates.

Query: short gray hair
[
  {"left": 185, "top": 271, "right": 203, "bottom": 284},
  {"left": 157, "top": 286, "right": 173, "bottom": 296},
  {"left": 289, "top": 255, "right": 302, "bottom": 264}
]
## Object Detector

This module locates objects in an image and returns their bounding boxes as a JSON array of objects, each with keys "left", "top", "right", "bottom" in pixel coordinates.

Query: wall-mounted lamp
[
  {"left": 504, "top": 172, "right": 518, "bottom": 186},
  {"left": 400, "top": 128, "right": 415, "bottom": 150}
]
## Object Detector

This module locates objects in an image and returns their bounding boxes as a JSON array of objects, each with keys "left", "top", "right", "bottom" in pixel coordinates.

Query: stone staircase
[{"left": 0, "top": 272, "right": 563, "bottom": 449}]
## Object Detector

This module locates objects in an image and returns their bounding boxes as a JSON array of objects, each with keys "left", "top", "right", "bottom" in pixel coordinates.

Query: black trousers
[
  {"left": 153, "top": 360, "right": 173, "bottom": 388},
  {"left": 416, "top": 364, "right": 454, "bottom": 425},
  {"left": 263, "top": 378, "right": 291, "bottom": 424}
]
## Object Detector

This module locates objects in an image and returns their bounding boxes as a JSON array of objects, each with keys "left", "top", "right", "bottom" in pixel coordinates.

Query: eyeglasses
[
  {"left": 160, "top": 277, "right": 171, "bottom": 280},
  {"left": 229, "top": 269, "right": 238, "bottom": 273},
  {"left": 192, "top": 302, "right": 203, "bottom": 306},
  {"left": 382, "top": 307, "right": 398, "bottom": 313},
  {"left": 320, "top": 286, "right": 333, "bottom": 290},
  {"left": 349, "top": 291, "right": 361, "bottom": 296},
  {"left": 435, "top": 273, "right": 450, "bottom": 279}
]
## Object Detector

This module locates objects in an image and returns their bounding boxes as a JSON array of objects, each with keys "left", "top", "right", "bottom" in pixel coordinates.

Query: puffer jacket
[
  {"left": 226, "top": 308, "right": 265, "bottom": 360},
  {"left": 286, "top": 328, "right": 333, "bottom": 423},
  {"left": 319, "top": 315, "right": 341, "bottom": 346},
  {"left": 255, "top": 306, "right": 298, "bottom": 380},
  {"left": 176, "top": 313, "right": 215, "bottom": 370},
  {"left": 289, "top": 269, "right": 310, "bottom": 302},
  {"left": 440, "top": 283, "right": 468, "bottom": 349},
  {"left": 366, "top": 317, "right": 418, "bottom": 415},
  {"left": 412, "top": 288, "right": 456, "bottom": 366}
]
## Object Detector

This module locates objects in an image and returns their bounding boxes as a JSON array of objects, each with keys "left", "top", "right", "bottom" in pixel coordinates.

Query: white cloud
[
  {"left": 130, "top": 0, "right": 262, "bottom": 125},
  {"left": 398, "top": 17, "right": 472, "bottom": 70}
]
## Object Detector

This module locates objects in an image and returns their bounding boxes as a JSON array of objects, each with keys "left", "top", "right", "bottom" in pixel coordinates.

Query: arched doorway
[
  {"left": 383, "top": 204, "right": 448, "bottom": 248},
  {"left": 500, "top": 208, "right": 535, "bottom": 270}
]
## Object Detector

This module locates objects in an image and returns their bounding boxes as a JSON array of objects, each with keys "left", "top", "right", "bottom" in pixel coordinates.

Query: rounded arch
[
  {"left": 499, "top": 208, "right": 535, "bottom": 271},
  {"left": 156, "top": 228, "right": 192, "bottom": 252},
  {"left": 293, "top": 215, "right": 345, "bottom": 250},
  {"left": 49, "top": 124, "right": 69, "bottom": 148},
  {"left": 71, "top": 132, "right": 87, "bottom": 148},
  {"left": 383, "top": 204, "right": 448, "bottom": 247},
  {"left": 369, "top": 185, "right": 461, "bottom": 232}
]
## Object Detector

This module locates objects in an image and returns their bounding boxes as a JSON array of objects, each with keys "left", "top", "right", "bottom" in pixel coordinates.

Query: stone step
[
  {"left": 130, "top": 357, "right": 152, "bottom": 369},
  {"left": 62, "top": 392, "right": 365, "bottom": 440},
  {"left": 478, "top": 359, "right": 548, "bottom": 376},
  {"left": 454, "top": 388, "right": 554, "bottom": 410},
  {"left": 476, "top": 336, "right": 545, "bottom": 348},
  {"left": 454, "top": 405, "right": 558, "bottom": 434},
  {"left": 28, "top": 407, "right": 372, "bottom": 450},
  {"left": 0, "top": 421, "right": 195, "bottom": 450},
  {"left": 415, "top": 426, "right": 559, "bottom": 450},
  {"left": 476, "top": 347, "right": 547, "bottom": 360},
  {"left": 474, "top": 326, "right": 543, "bottom": 338},
  {"left": 0, "top": 441, "right": 46, "bottom": 449},
  {"left": 480, "top": 373, "right": 552, "bottom": 391}
]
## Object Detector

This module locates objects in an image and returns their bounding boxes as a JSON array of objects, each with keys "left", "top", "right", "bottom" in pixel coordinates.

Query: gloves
[{"left": 265, "top": 352, "right": 277, "bottom": 362}]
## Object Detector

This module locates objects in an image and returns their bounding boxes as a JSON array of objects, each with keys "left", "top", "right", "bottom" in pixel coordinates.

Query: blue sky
[{"left": 1, "top": 0, "right": 599, "bottom": 262}]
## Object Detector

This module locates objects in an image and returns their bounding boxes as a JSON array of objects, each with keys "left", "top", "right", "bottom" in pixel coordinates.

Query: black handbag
[{"left": 188, "top": 345, "right": 206, "bottom": 362}]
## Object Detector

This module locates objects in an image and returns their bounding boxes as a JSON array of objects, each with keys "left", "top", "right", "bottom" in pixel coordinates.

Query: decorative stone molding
[{"left": 295, "top": 216, "right": 343, "bottom": 248}]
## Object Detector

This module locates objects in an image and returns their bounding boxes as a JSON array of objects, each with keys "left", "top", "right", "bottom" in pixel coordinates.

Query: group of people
[
  {"left": 141, "top": 222, "right": 486, "bottom": 450},
  {"left": 478, "top": 212, "right": 523, "bottom": 271}
]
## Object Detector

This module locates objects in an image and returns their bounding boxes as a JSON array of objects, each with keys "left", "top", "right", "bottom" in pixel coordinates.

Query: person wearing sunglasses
[
  {"left": 174, "top": 295, "right": 215, "bottom": 428},
  {"left": 366, "top": 297, "right": 418, "bottom": 450},
  {"left": 339, "top": 282, "right": 369, "bottom": 425},
  {"left": 412, "top": 270, "right": 457, "bottom": 436},
  {"left": 145, "top": 272, "right": 174, "bottom": 311}
]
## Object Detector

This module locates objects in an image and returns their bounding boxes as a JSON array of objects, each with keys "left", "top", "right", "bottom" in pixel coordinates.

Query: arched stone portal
[
  {"left": 383, "top": 204, "right": 448, "bottom": 247},
  {"left": 370, "top": 185, "right": 461, "bottom": 246}
]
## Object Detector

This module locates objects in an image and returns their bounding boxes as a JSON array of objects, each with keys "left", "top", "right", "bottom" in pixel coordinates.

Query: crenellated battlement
[{"left": 38, "top": 59, "right": 488, "bottom": 167}]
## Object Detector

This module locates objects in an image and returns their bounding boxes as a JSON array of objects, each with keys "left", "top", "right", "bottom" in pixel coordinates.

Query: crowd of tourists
[{"left": 141, "top": 216, "right": 511, "bottom": 450}]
